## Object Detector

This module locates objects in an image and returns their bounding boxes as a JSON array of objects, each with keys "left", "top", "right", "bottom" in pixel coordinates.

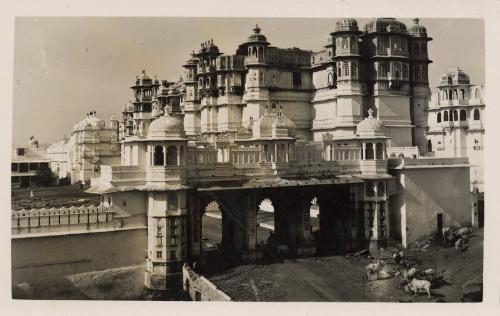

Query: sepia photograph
[{"left": 4, "top": 1, "right": 498, "bottom": 312}]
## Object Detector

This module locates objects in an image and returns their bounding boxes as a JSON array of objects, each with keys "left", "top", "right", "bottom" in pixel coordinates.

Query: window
[
  {"left": 460, "top": 110, "right": 466, "bottom": 121},
  {"left": 154, "top": 146, "right": 164, "bottom": 166},
  {"left": 377, "top": 182, "right": 385, "bottom": 196},
  {"left": 16, "top": 148, "right": 25, "bottom": 156},
  {"left": 342, "top": 61, "right": 349, "bottom": 77},
  {"left": 11, "top": 163, "right": 18, "bottom": 172},
  {"left": 379, "top": 62, "right": 387, "bottom": 77},
  {"left": 122, "top": 200, "right": 127, "bottom": 207},
  {"left": 292, "top": 72, "right": 302, "bottom": 87},
  {"left": 473, "top": 109, "right": 480, "bottom": 120},
  {"left": 376, "top": 143, "right": 384, "bottom": 160},
  {"left": 402, "top": 64, "right": 408, "bottom": 79},
  {"left": 443, "top": 111, "right": 449, "bottom": 121},
  {"left": 170, "top": 250, "right": 177, "bottom": 260},
  {"left": 453, "top": 110, "right": 458, "bottom": 121},
  {"left": 474, "top": 88, "right": 481, "bottom": 99},
  {"left": 460, "top": 89, "right": 465, "bottom": 100},
  {"left": 366, "top": 182, "right": 375, "bottom": 197},
  {"left": 351, "top": 62, "right": 358, "bottom": 77},
  {"left": 437, "top": 112, "right": 442, "bottom": 123},
  {"left": 365, "top": 143, "right": 374, "bottom": 160},
  {"left": 171, "top": 237, "right": 177, "bottom": 246},
  {"left": 427, "top": 140, "right": 432, "bottom": 152},
  {"left": 156, "top": 251, "right": 162, "bottom": 259},
  {"left": 168, "top": 192, "right": 178, "bottom": 211},
  {"left": 156, "top": 237, "right": 163, "bottom": 247},
  {"left": 166, "top": 146, "right": 178, "bottom": 165}
]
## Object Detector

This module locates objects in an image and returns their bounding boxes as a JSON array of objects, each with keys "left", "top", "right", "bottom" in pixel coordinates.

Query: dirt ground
[
  {"left": 209, "top": 228, "right": 483, "bottom": 302},
  {"left": 11, "top": 186, "right": 99, "bottom": 210}
]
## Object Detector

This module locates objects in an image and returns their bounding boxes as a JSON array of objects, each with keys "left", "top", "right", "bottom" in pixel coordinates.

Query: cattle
[
  {"left": 393, "top": 251, "right": 405, "bottom": 265},
  {"left": 457, "top": 227, "right": 473, "bottom": 239},
  {"left": 401, "top": 266, "right": 419, "bottom": 283},
  {"left": 455, "top": 238, "right": 464, "bottom": 253},
  {"left": 404, "top": 278, "right": 432, "bottom": 299},
  {"left": 366, "top": 260, "right": 386, "bottom": 280},
  {"left": 442, "top": 226, "right": 457, "bottom": 247}
]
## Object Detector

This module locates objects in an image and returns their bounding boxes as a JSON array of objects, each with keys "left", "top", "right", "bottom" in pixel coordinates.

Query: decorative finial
[
  {"left": 211, "top": 39, "right": 213, "bottom": 45},
  {"left": 253, "top": 24, "right": 261, "bottom": 34},
  {"left": 142, "top": 69, "right": 146, "bottom": 74},
  {"left": 368, "top": 108, "right": 374, "bottom": 118},
  {"left": 413, "top": 18, "right": 420, "bottom": 25}
]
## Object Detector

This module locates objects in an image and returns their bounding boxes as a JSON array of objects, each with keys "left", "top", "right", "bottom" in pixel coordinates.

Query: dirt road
[{"left": 210, "top": 228, "right": 483, "bottom": 302}]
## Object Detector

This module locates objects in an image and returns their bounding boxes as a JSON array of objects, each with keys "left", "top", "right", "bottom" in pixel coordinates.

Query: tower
[
  {"left": 144, "top": 110, "right": 189, "bottom": 290},
  {"left": 362, "top": 18, "right": 413, "bottom": 147},
  {"left": 130, "top": 70, "right": 160, "bottom": 137},
  {"left": 238, "top": 25, "right": 271, "bottom": 127},
  {"left": 408, "top": 18, "right": 433, "bottom": 154},
  {"left": 182, "top": 52, "right": 201, "bottom": 138},
  {"left": 331, "top": 18, "right": 365, "bottom": 137}
]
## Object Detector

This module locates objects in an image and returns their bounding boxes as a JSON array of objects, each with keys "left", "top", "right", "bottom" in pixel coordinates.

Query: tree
[{"left": 34, "top": 166, "right": 56, "bottom": 187}]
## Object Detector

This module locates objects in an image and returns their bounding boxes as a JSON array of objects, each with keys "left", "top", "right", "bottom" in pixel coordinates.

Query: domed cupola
[
  {"left": 147, "top": 110, "right": 186, "bottom": 140},
  {"left": 364, "top": 18, "right": 408, "bottom": 34},
  {"left": 408, "top": 18, "right": 428, "bottom": 38},
  {"left": 252, "top": 102, "right": 296, "bottom": 139},
  {"left": 334, "top": 18, "right": 359, "bottom": 33},
  {"left": 246, "top": 24, "right": 269, "bottom": 44},
  {"left": 439, "top": 66, "right": 471, "bottom": 86},
  {"left": 356, "top": 109, "right": 387, "bottom": 137}
]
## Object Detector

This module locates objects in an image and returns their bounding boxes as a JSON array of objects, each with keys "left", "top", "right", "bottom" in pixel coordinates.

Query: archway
[
  {"left": 166, "top": 146, "right": 178, "bottom": 165},
  {"left": 153, "top": 146, "right": 164, "bottom": 166},
  {"left": 427, "top": 140, "right": 432, "bottom": 153}
]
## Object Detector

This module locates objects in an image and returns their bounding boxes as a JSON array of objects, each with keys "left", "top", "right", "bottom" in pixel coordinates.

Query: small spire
[
  {"left": 368, "top": 108, "right": 374, "bottom": 118},
  {"left": 413, "top": 18, "right": 420, "bottom": 25},
  {"left": 211, "top": 38, "right": 214, "bottom": 45},
  {"left": 253, "top": 24, "right": 261, "bottom": 34}
]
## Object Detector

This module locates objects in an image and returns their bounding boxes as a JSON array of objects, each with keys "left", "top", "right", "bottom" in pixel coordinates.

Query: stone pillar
[
  {"left": 163, "top": 145, "right": 167, "bottom": 166},
  {"left": 177, "top": 145, "right": 181, "bottom": 166},
  {"left": 362, "top": 142, "right": 366, "bottom": 160},
  {"left": 187, "top": 192, "right": 201, "bottom": 260}
]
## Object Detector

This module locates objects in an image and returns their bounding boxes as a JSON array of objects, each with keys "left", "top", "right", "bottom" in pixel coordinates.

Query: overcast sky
[{"left": 12, "top": 17, "right": 484, "bottom": 146}]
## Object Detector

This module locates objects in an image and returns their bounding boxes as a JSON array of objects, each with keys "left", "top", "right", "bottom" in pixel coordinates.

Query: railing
[{"left": 11, "top": 205, "right": 116, "bottom": 235}]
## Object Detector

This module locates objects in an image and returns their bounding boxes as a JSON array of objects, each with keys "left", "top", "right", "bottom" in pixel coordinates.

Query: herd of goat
[{"left": 365, "top": 226, "right": 474, "bottom": 299}]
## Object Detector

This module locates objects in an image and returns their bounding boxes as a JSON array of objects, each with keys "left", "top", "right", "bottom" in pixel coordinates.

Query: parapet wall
[
  {"left": 11, "top": 205, "right": 117, "bottom": 236},
  {"left": 182, "top": 264, "right": 231, "bottom": 301}
]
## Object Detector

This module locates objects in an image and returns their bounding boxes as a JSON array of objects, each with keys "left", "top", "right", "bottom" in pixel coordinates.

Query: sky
[{"left": 12, "top": 17, "right": 484, "bottom": 146}]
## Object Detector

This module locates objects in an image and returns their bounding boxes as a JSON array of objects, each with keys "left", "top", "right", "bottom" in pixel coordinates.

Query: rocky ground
[
  {"left": 11, "top": 186, "right": 99, "bottom": 210},
  {"left": 209, "top": 228, "right": 483, "bottom": 302}
]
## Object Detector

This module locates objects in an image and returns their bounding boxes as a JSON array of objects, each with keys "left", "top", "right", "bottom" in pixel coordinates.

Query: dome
[
  {"left": 408, "top": 18, "right": 428, "bottom": 38},
  {"left": 334, "top": 18, "right": 359, "bottom": 32},
  {"left": 246, "top": 24, "right": 269, "bottom": 44},
  {"left": 147, "top": 111, "right": 186, "bottom": 139},
  {"left": 364, "top": 18, "right": 408, "bottom": 34},
  {"left": 73, "top": 112, "right": 105, "bottom": 131},
  {"left": 356, "top": 109, "right": 386, "bottom": 137},
  {"left": 439, "top": 66, "right": 471, "bottom": 86},
  {"left": 251, "top": 103, "right": 296, "bottom": 139}
]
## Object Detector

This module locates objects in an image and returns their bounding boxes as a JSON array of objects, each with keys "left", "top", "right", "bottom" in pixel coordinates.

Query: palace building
[
  {"left": 79, "top": 18, "right": 476, "bottom": 290},
  {"left": 425, "top": 67, "right": 485, "bottom": 192}
]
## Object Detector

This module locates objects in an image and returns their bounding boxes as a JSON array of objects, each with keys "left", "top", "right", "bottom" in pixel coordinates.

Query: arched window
[
  {"left": 167, "top": 192, "right": 178, "bottom": 211},
  {"left": 474, "top": 88, "right": 480, "bottom": 99},
  {"left": 473, "top": 109, "right": 480, "bottom": 120},
  {"left": 166, "top": 145, "right": 178, "bottom": 165},
  {"left": 453, "top": 110, "right": 458, "bottom": 121},
  {"left": 277, "top": 144, "right": 285, "bottom": 163},
  {"left": 437, "top": 112, "right": 442, "bottom": 123},
  {"left": 366, "top": 182, "right": 375, "bottom": 197},
  {"left": 460, "top": 110, "right": 466, "bottom": 121},
  {"left": 460, "top": 89, "right": 465, "bottom": 100},
  {"left": 154, "top": 146, "right": 164, "bottom": 166},
  {"left": 365, "top": 143, "right": 374, "bottom": 160},
  {"left": 443, "top": 111, "right": 449, "bottom": 121},
  {"left": 454, "top": 90, "right": 458, "bottom": 100},
  {"left": 427, "top": 140, "right": 432, "bottom": 153},
  {"left": 444, "top": 90, "right": 448, "bottom": 100},
  {"left": 327, "top": 72, "right": 333, "bottom": 85},
  {"left": 376, "top": 143, "right": 384, "bottom": 160}
]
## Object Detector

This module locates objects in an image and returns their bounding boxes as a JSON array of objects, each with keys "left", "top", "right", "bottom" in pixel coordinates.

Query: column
[
  {"left": 163, "top": 145, "right": 167, "bottom": 166},
  {"left": 274, "top": 143, "right": 278, "bottom": 163},
  {"left": 362, "top": 142, "right": 366, "bottom": 160},
  {"left": 177, "top": 145, "right": 181, "bottom": 166},
  {"left": 372, "top": 145, "right": 376, "bottom": 161}
]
